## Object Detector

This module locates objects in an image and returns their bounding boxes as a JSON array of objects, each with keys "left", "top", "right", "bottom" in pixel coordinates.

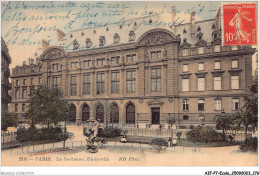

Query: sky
[{"left": 1, "top": 1, "right": 256, "bottom": 72}]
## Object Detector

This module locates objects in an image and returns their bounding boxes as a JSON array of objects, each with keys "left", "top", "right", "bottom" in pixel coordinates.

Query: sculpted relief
[
  {"left": 41, "top": 48, "right": 65, "bottom": 60},
  {"left": 139, "top": 31, "right": 176, "bottom": 46}
]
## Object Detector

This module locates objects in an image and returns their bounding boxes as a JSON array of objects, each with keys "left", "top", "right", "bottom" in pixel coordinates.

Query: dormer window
[
  {"left": 129, "top": 30, "right": 136, "bottom": 41},
  {"left": 212, "top": 32, "right": 218, "bottom": 39},
  {"left": 183, "top": 28, "right": 187, "bottom": 34},
  {"left": 149, "top": 18, "right": 152, "bottom": 24},
  {"left": 197, "top": 26, "right": 201, "bottom": 32},
  {"left": 99, "top": 36, "right": 106, "bottom": 46},
  {"left": 212, "top": 23, "right": 216, "bottom": 29},
  {"left": 73, "top": 40, "right": 79, "bottom": 50},
  {"left": 197, "top": 33, "right": 203, "bottom": 41},
  {"left": 81, "top": 32, "right": 84, "bottom": 36},
  {"left": 70, "top": 34, "right": 73, "bottom": 38},
  {"left": 85, "top": 38, "right": 92, "bottom": 48},
  {"left": 113, "top": 33, "right": 120, "bottom": 44}
]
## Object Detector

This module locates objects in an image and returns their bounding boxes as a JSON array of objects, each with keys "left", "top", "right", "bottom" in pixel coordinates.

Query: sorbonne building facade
[{"left": 10, "top": 9, "right": 255, "bottom": 128}]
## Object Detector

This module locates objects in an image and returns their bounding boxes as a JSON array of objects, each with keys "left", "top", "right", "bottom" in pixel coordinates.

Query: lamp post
[{"left": 63, "top": 112, "right": 68, "bottom": 149}]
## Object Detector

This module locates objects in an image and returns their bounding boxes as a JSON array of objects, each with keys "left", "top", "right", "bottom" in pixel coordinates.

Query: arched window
[
  {"left": 69, "top": 104, "right": 76, "bottom": 122},
  {"left": 82, "top": 104, "right": 90, "bottom": 121},
  {"left": 96, "top": 103, "right": 104, "bottom": 123},
  {"left": 110, "top": 103, "right": 119, "bottom": 124},
  {"left": 126, "top": 103, "right": 135, "bottom": 124}
]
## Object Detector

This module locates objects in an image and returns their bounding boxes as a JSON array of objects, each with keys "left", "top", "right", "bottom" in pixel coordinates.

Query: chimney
[
  {"left": 57, "top": 29, "right": 66, "bottom": 42},
  {"left": 171, "top": 5, "right": 176, "bottom": 30},
  {"left": 190, "top": 10, "right": 196, "bottom": 40},
  {"left": 42, "top": 39, "right": 49, "bottom": 52}
]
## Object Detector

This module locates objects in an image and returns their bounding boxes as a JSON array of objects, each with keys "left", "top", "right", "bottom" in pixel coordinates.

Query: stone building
[
  {"left": 1, "top": 37, "right": 12, "bottom": 111},
  {"left": 10, "top": 10, "right": 255, "bottom": 128}
]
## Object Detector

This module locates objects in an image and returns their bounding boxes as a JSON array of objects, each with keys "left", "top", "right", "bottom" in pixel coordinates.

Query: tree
[
  {"left": 26, "top": 87, "right": 69, "bottom": 128},
  {"left": 234, "top": 75, "right": 258, "bottom": 139},
  {"left": 101, "top": 100, "right": 112, "bottom": 129},
  {"left": 1, "top": 111, "right": 18, "bottom": 131},
  {"left": 216, "top": 113, "right": 233, "bottom": 141},
  {"left": 167, "top": 117, "right": 176, "bottom": 138}
]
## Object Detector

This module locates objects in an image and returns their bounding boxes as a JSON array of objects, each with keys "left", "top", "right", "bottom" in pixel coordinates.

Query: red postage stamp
[{"left": 222, "top": 3, "right": 257, "bottom": 45}]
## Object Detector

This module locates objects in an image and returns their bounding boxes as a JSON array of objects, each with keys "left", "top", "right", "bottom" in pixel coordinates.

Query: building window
[
  {"left": 83, "top": 60, "right": 91, "bottom": 67},
  {"left": 97, "top": 72, "right": 105, "bottom": 94},
  {"left": 16, "top": 80, "right": 19, "bottom": 86},
  {"left": 99, "top": 35, "right": 106, "bottom": 46},
  {"left": 214, "top": 45, "right": 220, "bottom": 52},
  {"left": 22, "top": 88, "right": 27, "bottom": 98},
  {"left": 70, "top": 75, "right": 77, "bottom": 96},
  {"left": 197, "top": 78, "right": 205, "bottom": 91},
  {"left": 214, "top": 77, "right": 222, "bottom": 90},
  {"left": 198, "top": 62, "right": 204, "bottom": 71},
  {"left": 15, "top": 88, "right": 20, "bottom": 99},
  {"left": 198, "top": 47, "right": 204, "bottom": 54},
  {"left": 183, "top": 64, "right": 189, "bottom": 72},
  {"left": 126, "top": 70, "right": 136, "bottom": 92},
  {"left": 129, "top": 30, "right": 136, "bottom": 41},
  {"left": 53, "top": 77, "right": 59, "bottom": 88},
  {"left": 23, "top": 79, "right": 26, "bottom": 85},
  {"left": 111, "top": 56, "right": 119, "bottom": 65},
  {"left": 151, "top": 67, "right": 161, "bottom": 91},
  {"left": 111, "top": 72, "right": 120, "bottom": 93},
  {"left": 113, "top": 33, "right": 120, "bottom": 44},
  {"left": 232, "top": 46, "right": 238, "bottom": 50},
  {"left": 232, "top": 60, "right": 238, "bottom": 69},
  {"left": 38, "top": 78, "right": 42, "bottom": 84},
  {"left": 231, "top": 76, "right": 239, "bottom": 89},
  {"left": 214, "top": 98, "right": 222, "bottom": 111},
  {"left": 183, "top": 49, "right": 188, "bottom": 56},
  {"left": 126, "top": 54, "right": 136, "bottom": 63},
  {"left": 182, "top": 78, "right": 189, "bottom": 91},
  {"left": 183, "top": 100, "right": 189, "bottom": 111},
  {"left": 232, "top": 98, "right": 240, "bottom": 111},
  {"left": 83, "top": 74, "right": 91, "bottom": 95},
  {"left": 150, "top": 51, "right": 162, "bottom": 60},
  {"left": 97, "top": 58, "right": 105, "bottom": 66},
  {"left": 29, "top": 86, "right": 35, "bottom": 96},
  {"left": 214, "top": 61, "right": 221, "bottom": 70},
  {"left": 183, "top": 115, "right": 189, "bottom": 120},
  {"left": 39, "top": 66, "right": 42, "bottom": 72},
  {"left": 31, "top": 78, "right": 34, "bottom": 85},
  {"left": 22, "top": 104, "right": 26, "bottom": 112},
  {"left": 15, "top": 104, "right": 18, "bottom": 112},
  {"left": 198, "top": 99, "right": 205, "bottom": 111}
]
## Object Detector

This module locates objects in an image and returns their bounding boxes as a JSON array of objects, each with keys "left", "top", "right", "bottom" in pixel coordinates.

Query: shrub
[
  {"left": 179, "top": 125, "right": 187, "bottom": 129},
  {"left": 176, "top": 132, "right": 182, "bottom": 140},
  {"left": 150, "top": 138, "right": 168, "bottom": 152},
  {"left": 239, "top": 137, "right": 258, "bottom": 152},
  {"left": 189, "top": 125, "right": 194, "bottom": 129},
  {"left": 16, "top": 126, "right": 67, "bottom": 142},
  {"left": 186, "top": 125, "right": 223, "bottom": 143},
  {"left": 97, "top": 127, "right": 122, "bottom": 138}
]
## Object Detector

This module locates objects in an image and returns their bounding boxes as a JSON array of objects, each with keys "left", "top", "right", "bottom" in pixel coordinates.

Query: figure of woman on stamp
[{"left": 229, "top": 7, "right": 252, "bottom": 43}]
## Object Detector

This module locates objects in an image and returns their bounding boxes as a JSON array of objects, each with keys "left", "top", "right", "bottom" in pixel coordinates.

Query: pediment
[
  {"left": 147, "top": 99, "right": 164, "bottom": 106},
  {"left": 137, "top": 29, "right": 180, "bottom": 46},
  {"left": 41, "top": 47, "right": 65, "bottom": 60}
]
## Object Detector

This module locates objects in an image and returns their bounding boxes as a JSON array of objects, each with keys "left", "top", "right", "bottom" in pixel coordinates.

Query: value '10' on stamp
[{"left": 222, "top": 3, "right": 257, "bottom": 45}]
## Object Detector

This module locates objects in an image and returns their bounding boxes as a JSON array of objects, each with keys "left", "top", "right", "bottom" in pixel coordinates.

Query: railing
[{"left": 1, "top": 131, "right": 17, "bottom": 143}]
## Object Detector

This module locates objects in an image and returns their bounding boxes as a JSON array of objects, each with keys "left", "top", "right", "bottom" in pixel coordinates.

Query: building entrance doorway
[{"left": 151, "top": 108, "right": 160, "bottom": 124}]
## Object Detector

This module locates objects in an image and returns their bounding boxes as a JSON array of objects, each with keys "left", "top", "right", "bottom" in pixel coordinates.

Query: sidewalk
[{"left": 1, "top": 141, "right": 21, "bottom": 150}]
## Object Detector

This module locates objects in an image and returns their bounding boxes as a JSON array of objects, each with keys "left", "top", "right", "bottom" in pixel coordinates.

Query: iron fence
[{"left": 1, "top": 131, "right": 17, "bottom": 143}]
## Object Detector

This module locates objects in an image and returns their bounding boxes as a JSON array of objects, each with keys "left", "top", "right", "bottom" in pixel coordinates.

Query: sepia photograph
[{"left": 1, "top": 0, "right": 258, "bottom": 175}]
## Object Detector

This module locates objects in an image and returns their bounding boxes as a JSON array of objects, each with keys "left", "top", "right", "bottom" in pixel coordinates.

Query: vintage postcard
[{"left": 1, "top": 1, "right": 259, "bottom": 175}]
